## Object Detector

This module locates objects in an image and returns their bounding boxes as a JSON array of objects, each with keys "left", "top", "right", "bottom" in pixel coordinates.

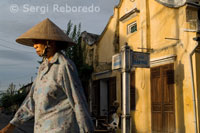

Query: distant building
[
  {"left": 18, "top": 82, "right": 33, "bottom": 94},
  {"left": 81, "top": 31, "right": 99, "bottom": 67}
]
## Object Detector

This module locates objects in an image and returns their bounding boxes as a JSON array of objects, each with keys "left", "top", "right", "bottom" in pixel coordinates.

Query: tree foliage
[
  {"left": 0, "top": 83, "right": 27, "bottom": 114},
  {"left": 62, "top": 21, "right": 93, "bottom": 89}
]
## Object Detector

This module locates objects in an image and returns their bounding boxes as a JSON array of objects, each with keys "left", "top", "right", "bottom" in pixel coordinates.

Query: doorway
[
  {"left": 92, "top": 77, "right": 116, "bottom": 118},
  {"left": 151, "top": 64, "right": 175, "bottom": 132}
]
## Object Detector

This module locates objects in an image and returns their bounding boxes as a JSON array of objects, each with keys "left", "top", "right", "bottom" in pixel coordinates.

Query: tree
[
  {"left": 62, "top": 21, "right": 93, "bottom": 98},
  {"left": 0, "top": 83, "right": 16, "bottom": 113},
  {"left": 63, "top": 21, "right": 82, "bottom": 64},
  {"left": 0, "top": 83, "right": 27, "bottom": 114},
  {"left": 6, "top": 83, "right": 16, "bottom": 96}
]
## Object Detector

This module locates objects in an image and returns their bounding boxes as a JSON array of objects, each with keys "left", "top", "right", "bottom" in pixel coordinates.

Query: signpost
[
  {"left": 112, "top": 44, "right": 150, "bottom": 133},
  {"left": 112, "top": 50, "right": 150, "bottom": 70}
]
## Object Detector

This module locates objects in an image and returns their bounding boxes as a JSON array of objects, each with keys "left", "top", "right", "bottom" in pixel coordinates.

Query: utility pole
[
  {"left": 121, "top": 43, "right": 131, "bottom": 133},
  {"left": 112, "top": 42, "right": 149, "bottom": 133}
]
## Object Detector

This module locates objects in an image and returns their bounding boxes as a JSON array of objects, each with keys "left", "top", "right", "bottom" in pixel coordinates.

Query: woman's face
[
  {"left": 33, "top": 40, "right": 57, "bottom": 58},
  {"left": 33, "top": 41, "right": 46, "bottom": 57}
]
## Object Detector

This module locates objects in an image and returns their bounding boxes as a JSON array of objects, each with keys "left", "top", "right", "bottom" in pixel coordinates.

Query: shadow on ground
[{"left": 0, "top": 113, "right": 34, "bottom": 133}]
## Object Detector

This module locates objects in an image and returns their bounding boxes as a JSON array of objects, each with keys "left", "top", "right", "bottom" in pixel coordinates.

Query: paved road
[{"left": 0, "top": 113, "right": 34, "bottom": 133}]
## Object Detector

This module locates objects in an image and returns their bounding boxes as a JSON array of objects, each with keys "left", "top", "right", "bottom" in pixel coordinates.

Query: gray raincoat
[{"left": 10, "top": 52, "right": 94, "bottom": 133}]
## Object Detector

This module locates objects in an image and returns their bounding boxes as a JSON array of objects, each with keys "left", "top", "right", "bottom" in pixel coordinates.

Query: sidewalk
[{"left": 0, "top": 113, "right": 34, "bottom": 133}]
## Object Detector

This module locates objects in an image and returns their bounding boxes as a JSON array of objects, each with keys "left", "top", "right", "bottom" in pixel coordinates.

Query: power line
[
  {"left": 0, "top": 38, "right": 33, "bottom": 50},
  {"left": 0, "top": 42, "right": 34, "bottom": 53},
  {"left": 0, "top": 38, "right": 16, "bottom": 45},
  {"left": 0, "top": 63, "right": 37, "bottom": 67}
]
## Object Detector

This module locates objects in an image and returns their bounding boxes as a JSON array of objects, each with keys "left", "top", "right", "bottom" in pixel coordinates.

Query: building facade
[{"left": 83, "top": 0, "right": 200, "bottom": 132}]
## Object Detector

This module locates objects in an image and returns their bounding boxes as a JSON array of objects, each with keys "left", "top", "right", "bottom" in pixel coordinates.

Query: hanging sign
[{"left": 112, "top": 53, "right": 121, "bottom": 70}]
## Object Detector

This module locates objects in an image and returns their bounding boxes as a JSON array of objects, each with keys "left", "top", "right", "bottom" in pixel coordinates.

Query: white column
[{"left": 121, "top": 43, "right": 131, "bottom": 133}]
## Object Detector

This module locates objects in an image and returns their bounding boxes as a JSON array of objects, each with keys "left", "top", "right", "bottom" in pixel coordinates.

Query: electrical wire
[
  {"left": 0, "top": 38, "right": 32, "bottom": 49},
  {"left": 0, "top": 38, "right": 16, "bottom": 45},
  {"left": 0, "top": 42, "right": 34, "bottom": 53},
  {"left": 0, "top": 63, "right": 37, "bottom": 67}
]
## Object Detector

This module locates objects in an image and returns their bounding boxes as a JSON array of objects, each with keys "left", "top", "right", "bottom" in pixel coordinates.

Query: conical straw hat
[{"left": 16, "top": 18, "right": 75, "bottom": 49}]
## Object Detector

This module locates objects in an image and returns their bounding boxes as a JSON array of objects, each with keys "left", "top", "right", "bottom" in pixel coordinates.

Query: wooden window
[
  {"left": 127, "top": 22, "right": 137, "bottom": 34},
  {"left": 186, "top": 7, "right": 197, "bottom": 22}
]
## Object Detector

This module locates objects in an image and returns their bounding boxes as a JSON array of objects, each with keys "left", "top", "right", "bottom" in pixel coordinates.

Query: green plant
[
  {"left": 0, "top": 83, "right": 27, "bottom": 114},
  {"left": 62, "top": 21, "right": 93, "bottom": 87}
]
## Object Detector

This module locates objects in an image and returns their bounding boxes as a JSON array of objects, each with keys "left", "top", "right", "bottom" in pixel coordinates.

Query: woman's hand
[{"left": 0, "top": 123, "right": 15, "bottom": 133}]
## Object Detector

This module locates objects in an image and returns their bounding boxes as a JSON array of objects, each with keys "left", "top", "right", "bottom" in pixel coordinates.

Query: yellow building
[{"left": 83, "top": 0, "right": 200, "bottom": 132}]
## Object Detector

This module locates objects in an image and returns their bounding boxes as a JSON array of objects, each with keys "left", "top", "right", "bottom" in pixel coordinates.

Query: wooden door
[
  {"left": 151, "top": 64, "right": 175, "bottom": 132},
  {"left": 108, "top": 77, "right": 116, "bottom": 122},
  {"left": 108, "top": 77, "right": 116, "bottom": 111}
]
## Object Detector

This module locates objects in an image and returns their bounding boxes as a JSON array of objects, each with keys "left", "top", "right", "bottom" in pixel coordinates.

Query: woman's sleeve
[
  {"left": 62, "top": 61, "right": 94, "bottom": 133},
  {"left": 9, "top": 81, "right": 35, "bottom": 127}
]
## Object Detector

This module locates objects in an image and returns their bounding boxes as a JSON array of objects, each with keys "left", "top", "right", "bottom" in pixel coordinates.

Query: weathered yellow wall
[
  {"left": 97, "top": 8, "right": 119, "bottom": 63},
  {"left": 119, "top": 0, "right": 141, "bottom": 50},
  {"left": 118, "top": 0, "right": 152, "bottom": 132},
  {"left": 92, "top": 0, "right": 199, "bottom": 132},
  {"left": 130, "top": 68, "right": 151, "bottom": 132},
  {"left": 118, "top": 0, "right": 199, "bottom": 132}
]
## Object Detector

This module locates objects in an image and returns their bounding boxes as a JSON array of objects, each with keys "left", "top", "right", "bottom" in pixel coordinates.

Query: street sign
[
  {"left": 112, "top": 51, "right": 150, "bottom": 69},
  {"left": 131, "top": 51, "right": 150, "bottom": 68},
  {"left": 112, "top": 53, "right": 121, "bottom": 70}
]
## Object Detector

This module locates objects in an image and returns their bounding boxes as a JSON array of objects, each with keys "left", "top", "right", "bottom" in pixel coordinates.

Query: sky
[{"left": 0, "top": 0, "right": 119, "bottom": 91}]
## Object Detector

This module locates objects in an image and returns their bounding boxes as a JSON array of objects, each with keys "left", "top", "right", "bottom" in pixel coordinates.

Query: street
[{"left": 0, "top": 113, "right": 34, "bottom": 133}]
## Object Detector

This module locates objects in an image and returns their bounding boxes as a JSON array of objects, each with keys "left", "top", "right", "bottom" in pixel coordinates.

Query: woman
[{"left": 0, "top": 18, "right": 94, "bottom": 133}]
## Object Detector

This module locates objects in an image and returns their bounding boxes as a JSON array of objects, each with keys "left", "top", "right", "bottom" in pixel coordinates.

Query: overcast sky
[{"left": 0, "top": 0, "right": 119, "bottom": 90}]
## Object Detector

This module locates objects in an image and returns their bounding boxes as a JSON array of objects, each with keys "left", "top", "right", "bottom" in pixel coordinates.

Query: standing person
[{"left": 0, "top": 18, "right": 94, "bottom": 133}]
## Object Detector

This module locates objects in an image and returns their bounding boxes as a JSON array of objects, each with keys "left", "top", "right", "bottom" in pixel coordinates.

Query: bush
[{"left": 0, "top": 83, "right": 27, "bottom": 114}]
